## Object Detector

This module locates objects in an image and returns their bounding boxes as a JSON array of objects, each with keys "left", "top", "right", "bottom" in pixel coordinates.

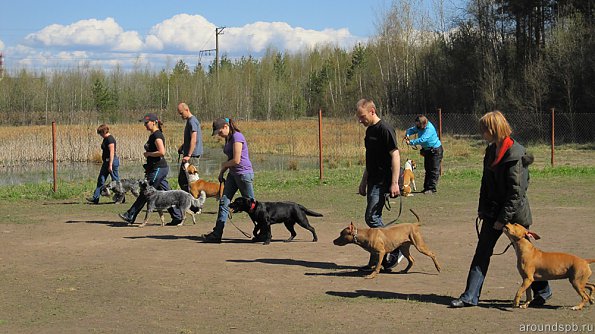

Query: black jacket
[{"left": 478, "top": 140, "right": 534, "bottom": 227}]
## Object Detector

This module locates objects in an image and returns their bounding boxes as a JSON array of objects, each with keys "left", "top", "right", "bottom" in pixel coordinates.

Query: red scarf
[{"left": 491, "top": 137, "right": 513, "bottom": 167}]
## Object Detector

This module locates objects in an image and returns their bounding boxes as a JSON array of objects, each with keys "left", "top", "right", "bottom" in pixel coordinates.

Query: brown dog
[
  {"left": 333, "top": 209, "right": 441, "bottom": 279},
  {"left": 503, "top": 223, "right": 595, "bottom": 310},
  {"left": 401, "top": 159, "right": 417, "bottom": 196},
  {"left": 183, "top": 163, "right": 224, "bottom": 200}
]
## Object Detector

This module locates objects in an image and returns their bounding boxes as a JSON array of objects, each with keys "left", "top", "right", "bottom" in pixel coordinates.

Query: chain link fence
[{"left": 388, "top": 111, "right": 595, "bottom": 145}]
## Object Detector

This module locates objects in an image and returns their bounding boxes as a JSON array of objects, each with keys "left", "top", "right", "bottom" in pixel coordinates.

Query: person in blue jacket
[{"left": 405, "top": 115, "right": 444, "bottom": 194}]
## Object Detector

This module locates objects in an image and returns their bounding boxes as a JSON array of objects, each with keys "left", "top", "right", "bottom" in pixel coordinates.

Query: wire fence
[{"left": 389, "top": 111, "right": 595, "bottom": 145}]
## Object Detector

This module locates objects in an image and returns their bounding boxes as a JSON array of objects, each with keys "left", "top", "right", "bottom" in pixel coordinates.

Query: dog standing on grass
[
  {"left": 401, "top": 159, "right": 417, "bottom": 196},
  {"left": 503, "top": 223, "right": 595, "bottom": 310},
  {"left": 138, "top": 181, "right": 206, "bottom": 227}
]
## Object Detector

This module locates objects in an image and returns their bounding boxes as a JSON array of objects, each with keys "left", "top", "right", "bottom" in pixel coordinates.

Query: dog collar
[
  {"left": 352, "top": 227, "right": 359, "bottom": 244},
  {"left": 248, "top": 201, "right": 256, "bottom": 213}
]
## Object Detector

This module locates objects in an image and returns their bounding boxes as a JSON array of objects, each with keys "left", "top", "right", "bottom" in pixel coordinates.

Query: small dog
[
  {"left": 401, "top": 159, "right": 417, "bottom": 196},
  {"left": 503, "top": 223, "right": 595, "bottom": 310},
  {"left": 333, "top": 209, "right": 441, "bottom": 279},
  {"left": 228, "top": 197, "right": 322, "bottom": 245},
  {"left": 100, "top": 179, "right": 142, "bottom": 204},
  {"left": 138, "top": 180, "right": 206, "bottom": 228},
  {"left": 183, "top": 163, "right": 224, "bottom": 199}
]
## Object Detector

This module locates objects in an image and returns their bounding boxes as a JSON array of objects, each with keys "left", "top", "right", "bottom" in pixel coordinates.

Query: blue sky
[{"left": 0, "top": 0, "right": 466, "bottom": 72}]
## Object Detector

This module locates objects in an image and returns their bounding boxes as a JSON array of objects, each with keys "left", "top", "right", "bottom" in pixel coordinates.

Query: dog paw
[
  {"left": 364, "top": 274, "right": 377, "bottom": 279},
  {"left": 571, "top": 305, "right": 583, "bottom": 311}
]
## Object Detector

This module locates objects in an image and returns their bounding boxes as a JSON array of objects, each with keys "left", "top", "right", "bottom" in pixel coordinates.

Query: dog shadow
[
  {"left": 124, "top": 234, "right": 202, "bottom": 241},
  {"left": 227, "top": 258, "right": 349, "bottom": 270},
  {"left": 326, "top": 289, "right": 455, "bottom": 306},
  {"left": 65, "top": 220, "right": 130, "bottom": 227},
  {"left": 480, "top": 299, "right": 561, "bottom": 310},
  {"left": 306, "top": 269, "right": 438, "bottom": 278}
]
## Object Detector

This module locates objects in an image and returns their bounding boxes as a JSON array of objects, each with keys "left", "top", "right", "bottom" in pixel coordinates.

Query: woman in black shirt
[
  {"left": 87, "top": 124, "right": 120, "bottom": 204},
  {"left": 119, "top": 113, "right": 183, "bottom": 225}
]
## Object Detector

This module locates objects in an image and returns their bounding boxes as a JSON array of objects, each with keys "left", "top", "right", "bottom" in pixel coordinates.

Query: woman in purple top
[{"left": 203, "top": 117, "right": 255, "bottom": 243}]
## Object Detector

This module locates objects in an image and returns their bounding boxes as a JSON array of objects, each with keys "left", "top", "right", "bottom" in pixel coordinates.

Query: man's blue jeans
[{"left": 365, "top": 182, "right": 388, "bottom": 228}]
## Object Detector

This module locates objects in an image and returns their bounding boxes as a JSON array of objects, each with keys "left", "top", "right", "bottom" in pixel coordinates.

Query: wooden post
[
  {"left": 52, "top": 121, "right": 57, "bottom": 192},
  {"left": 551, "top": 107, "right": 555, "bottom": 167},
  {"left": 318, "top": 109, "right": 323, "bottom": 180}
]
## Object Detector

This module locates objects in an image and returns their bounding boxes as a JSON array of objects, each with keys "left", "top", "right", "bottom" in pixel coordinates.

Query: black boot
[{"left": 202, "top": 228, "right": 222, "bottom": 243}]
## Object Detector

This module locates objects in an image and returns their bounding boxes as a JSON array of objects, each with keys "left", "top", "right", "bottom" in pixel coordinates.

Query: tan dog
[
  {"left": 333, "top": 209, "right": 441, "bottom": 279},
  {"left": 401, "top": 159, "right": 417, "bottom": 196},
  {"left": 183, "top": 163, "right": 224, "bottom": 200},
  {"left": 503, "top": 223, "right": 595, "bottom": 310}
]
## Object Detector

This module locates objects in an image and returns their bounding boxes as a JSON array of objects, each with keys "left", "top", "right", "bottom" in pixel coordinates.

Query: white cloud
[
  {"left": 0, "top": 39, "right": 4, "bottom": 50},
  {"left": 25, "top": 17, "right": 144, "bottom": 52},
  {"left": 145, "top": 14, "right": 216, "bottom": 51},
  {"left": 223, "top": 22, "right": 360, "bottom": 53},
  {"left": 11, "top": 14, "right": 364, "bottom": 70}
]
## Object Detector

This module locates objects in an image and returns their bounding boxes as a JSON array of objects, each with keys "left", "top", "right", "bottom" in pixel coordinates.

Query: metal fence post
[
  {"left": 437, "top": 108, "right": 443, "bottom": 175},
  {"left": 318, "top": 109, "right": 323, "bottom": 180},
  {"left": 437, "top": 108, "right": 442, "bottom": 140},
  {"left": 52, "top": 121, "right": 57, "bottom": 192},
  {"left": 551, "top": 107, "right": 555, "bottom": 167}
]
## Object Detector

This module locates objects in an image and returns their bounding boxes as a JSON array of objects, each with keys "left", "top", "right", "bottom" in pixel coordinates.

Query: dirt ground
[{"left": 1, "top": 176, "right": 594, "bottom": 334}]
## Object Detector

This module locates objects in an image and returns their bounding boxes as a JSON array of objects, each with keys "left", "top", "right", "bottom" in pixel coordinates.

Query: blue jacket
[{"left": 406, "top": 121, "right": 442, "bottom": 149}]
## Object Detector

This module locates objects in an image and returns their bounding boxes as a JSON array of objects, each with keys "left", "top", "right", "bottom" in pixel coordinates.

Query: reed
[{"left": 0, "top": 120, "right": 592, "bottom": 171}]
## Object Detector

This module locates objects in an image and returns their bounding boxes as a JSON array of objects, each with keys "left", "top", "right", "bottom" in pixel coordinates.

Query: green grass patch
[{"left": 1, "top": 165, "right": 594, "bottom": 202}]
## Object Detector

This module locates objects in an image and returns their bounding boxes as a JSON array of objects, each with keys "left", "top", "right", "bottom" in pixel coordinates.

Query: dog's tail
[
  {"left": 190, "top": 191, "right": 207, "bottom": 213},
  {"left": 585, "top": 259, "right": 595, "bottom": 264},
  {"left": 410, "top": 209, "right": 421, "bottom": 224},
  {"left": 299, "top": 205, "right": 323, "bottom": 217}
]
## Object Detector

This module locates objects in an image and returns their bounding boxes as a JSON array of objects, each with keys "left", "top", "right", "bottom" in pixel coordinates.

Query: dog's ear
[
  {"left": 526, "top": 231, "right": 541, "bottom": 240},
  {"left": 348, "top": 222, "right": 355, "bottom": 233}
]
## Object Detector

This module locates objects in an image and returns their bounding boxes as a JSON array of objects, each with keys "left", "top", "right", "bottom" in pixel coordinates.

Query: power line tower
[{"left": 215, "top": 27, "right": 225, "bottom": 75}]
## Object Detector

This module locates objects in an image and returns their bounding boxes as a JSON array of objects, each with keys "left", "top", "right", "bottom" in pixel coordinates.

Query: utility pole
[{"left": 215, "top": 27, "right": 225, "bottom": 75}]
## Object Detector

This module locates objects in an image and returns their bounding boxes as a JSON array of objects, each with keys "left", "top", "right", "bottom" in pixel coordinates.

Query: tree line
[{"left": 0, "top": 0, "right": 592, "bottom": 126}]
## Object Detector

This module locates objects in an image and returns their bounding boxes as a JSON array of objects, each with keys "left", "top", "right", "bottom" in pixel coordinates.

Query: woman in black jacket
[{"left": 450, "top": 110, "right": 552, "bottom": 308}]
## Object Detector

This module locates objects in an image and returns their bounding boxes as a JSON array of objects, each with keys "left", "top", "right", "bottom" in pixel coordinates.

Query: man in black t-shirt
[{"left": 356, "top": 98, "right": 403, "bottom": 271}]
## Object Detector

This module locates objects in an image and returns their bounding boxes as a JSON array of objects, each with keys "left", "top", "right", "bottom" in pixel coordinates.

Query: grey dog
[
  {"left": 139, "top": 181, "right": 206, "bottom": 228},
  {"left": 100, "top": 179, "right": 142, "bottom": 204}
]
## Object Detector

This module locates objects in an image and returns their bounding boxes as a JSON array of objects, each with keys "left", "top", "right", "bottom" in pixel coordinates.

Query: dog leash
[
  {"left": 475, "top": 217, "right": 513, "bottom": 255},
  {"left": 227, "top": 213, "right": 252, "bottom": 239},
  {"left": 384, "top": 193, "right": 403, "bottom": 227},
  {"left": 402, "top": 136, "right": 419, "bottom": 150}
]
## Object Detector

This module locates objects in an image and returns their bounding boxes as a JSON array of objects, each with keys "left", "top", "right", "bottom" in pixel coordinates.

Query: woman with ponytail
[
  {"left": 203, "top": 117, "right": 254, "bottom": 243},
  {"left": 118, "top": 113, "right": 183, "bottom": 225}
]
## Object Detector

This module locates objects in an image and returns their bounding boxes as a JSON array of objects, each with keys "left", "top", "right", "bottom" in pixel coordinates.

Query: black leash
[
  {"left": 383, "top": 193, "right": 403, "bottom": 227},
  {"left": 475, "top": 216, "right": 513, "bottom": 255}
]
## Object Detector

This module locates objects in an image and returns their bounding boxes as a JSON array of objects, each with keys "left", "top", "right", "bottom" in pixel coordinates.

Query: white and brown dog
[
  {"left": 183, "top": 163, "right": 224, "bottom": 200},
  {"left": 401, "top": 159, "right": 417, "bottom": 196}
]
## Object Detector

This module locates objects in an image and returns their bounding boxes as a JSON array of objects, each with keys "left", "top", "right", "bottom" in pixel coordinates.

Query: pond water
[{"left": 0, "top": 148, "right": 320, "bottom": 186}]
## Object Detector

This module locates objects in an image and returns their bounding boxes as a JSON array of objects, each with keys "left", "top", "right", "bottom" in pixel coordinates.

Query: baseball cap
[
  {"left": 212, "top": 118, "right": 228, "bottom": 136},
  {"left": 140, "top": 113, "right": 159, "bottom": 123}
]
